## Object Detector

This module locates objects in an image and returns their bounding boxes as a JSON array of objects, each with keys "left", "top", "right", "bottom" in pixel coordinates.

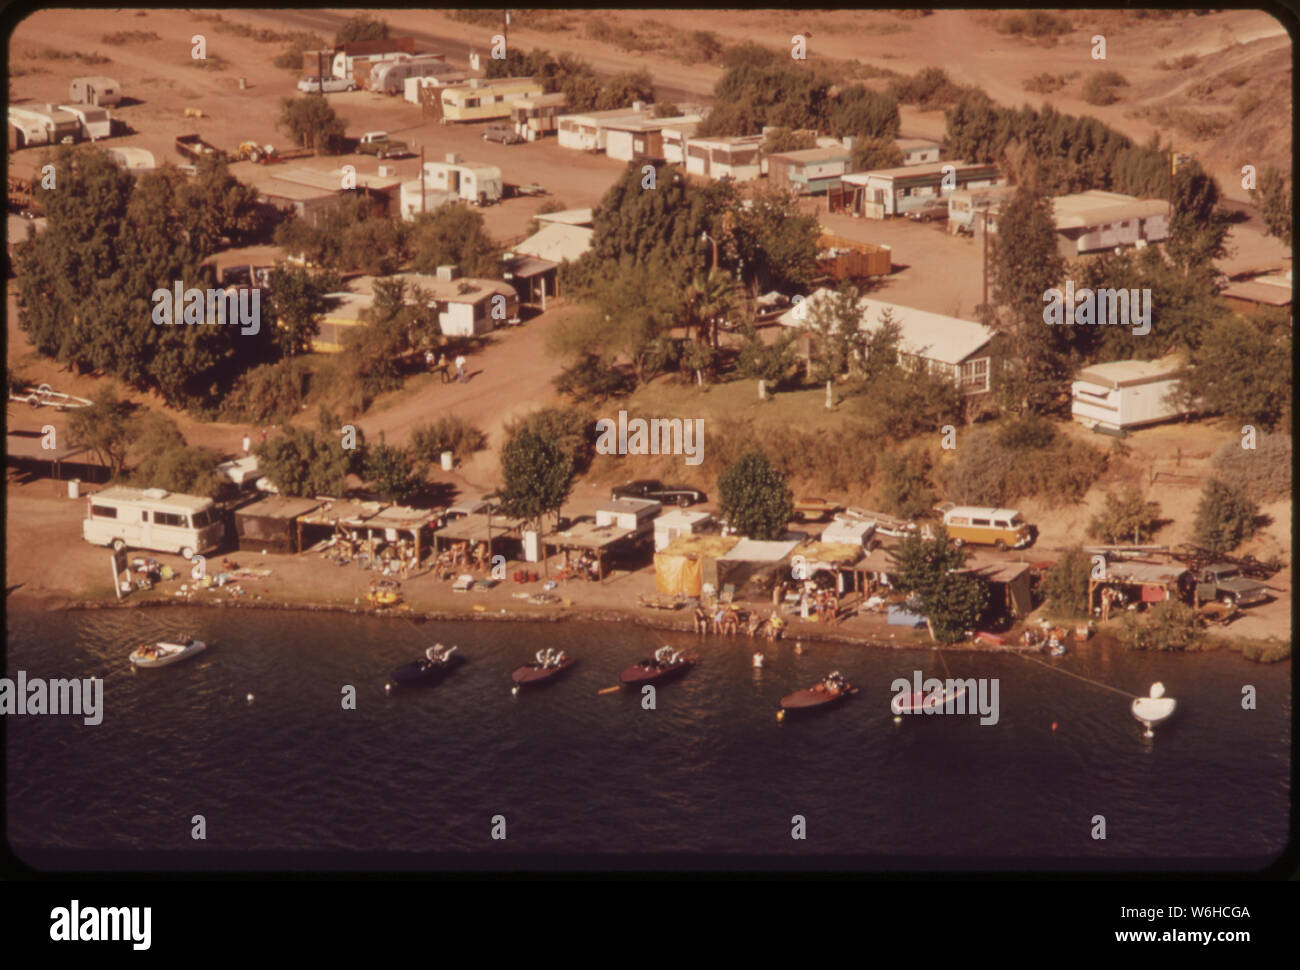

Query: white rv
[
  {"left": 1071, "top": 356, "right": 1190, "bottom": 432},
  {"left": 82, "top": 487, "right": 224, "bottom": 558}
]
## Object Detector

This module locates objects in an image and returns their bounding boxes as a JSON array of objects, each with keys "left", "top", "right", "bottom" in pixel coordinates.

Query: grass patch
[
  {"left": 31, "top": 47, "right": 110, "bottom": 64},
  {"left": 1133, "top": 104, "right": 1232, "bottom": 140},
  {"left": 1023, "top": 72, "right": 1067, "bottom": 94},
  {"left": 996, "top": 11, "right": 1071, "bottom": 37},
  {"left": 101, "top": 30, "right": 160, "bottom": 44},
  {"left": 188, "top": 54, "right": 231, "bottom": 71},
  {"left": 192, "top": 12, "right": 301, "bottom": 43}
]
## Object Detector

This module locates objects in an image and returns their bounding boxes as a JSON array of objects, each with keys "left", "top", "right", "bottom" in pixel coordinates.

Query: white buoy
[
  {"left": 1130, "top": 681, "right": 1176, "bottom": 738},
  {"left": 511, "top": 685, "right": 520, "bottom": 697},
  {"left": 893, "top": 715, "right": 902, "bottom": 724},
  {"left": 752, "top": 652, "right": 764, "bottom": 668},
  {"left": 384, "top": 683, "right": 392, "bottom": 694},
  {"left": 245, "top": 693, "right": 255, "bottom": 704}
]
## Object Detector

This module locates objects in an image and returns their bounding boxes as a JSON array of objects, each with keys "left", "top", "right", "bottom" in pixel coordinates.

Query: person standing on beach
[{"left": 455, "top": 354, "right": 467, "bottom": 383}]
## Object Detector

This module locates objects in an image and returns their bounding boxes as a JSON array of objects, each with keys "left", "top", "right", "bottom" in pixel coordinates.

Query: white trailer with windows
[
  {"left": 1071, "top": 356, "right": 1190, "bottom": 432},
  {"left": 82, "top": 486, "right": 224, "bottom": 559}
]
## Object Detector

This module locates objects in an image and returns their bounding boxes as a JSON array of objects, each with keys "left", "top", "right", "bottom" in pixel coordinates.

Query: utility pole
[
  {"left": 981, "top": 207, "right": 989, "bottom": 312},
  {"left": 317, "top": 51, "right": 324, "bottom": 97},
  {"left": 420, "top": 144, "right": 425, "bottom": 215}
]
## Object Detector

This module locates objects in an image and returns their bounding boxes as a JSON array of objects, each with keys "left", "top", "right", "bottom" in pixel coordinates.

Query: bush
[
  {"left": 1082, "top": 71, "right": 1128, "bottom": 106},
  {"left": 220, "top": 358, "right": 311, "bottom": 424},
  {"left": 1115, "top": 600, "right": 1202, "bottom": 652},
  {"left": 939, "top": 425, "right": 1107, "bottom": 508},
  {"left": 847, "top": 365, "right": 964, "bottom": 443},
  {"left": 409, "top": 416, "right": 487, "bottom": 463},
  {"left": 1022, "top": 73, "right": 1067, "bottom": 94},
  {"left": 1086, "top": 487, "right": 1162, "bottom": 544},
  {"left": 998, "top": 11, "right": 1070, "bottom": 36},
  {"left": 1211, "top": 434, "right": 1291, "bottom": 502},
  {"left": 1192, "top": 479, "right": 1259, "bottom": 556},
  {"left": 879, "top": 446, "right": 933, "bottom": 519},
  {"left": 363, "top": 443, "right": 424, "bottom": 503},
  {"left": 719, "top": 451, "right": 793, "bottom": 540},
  {"left": 1042, "top": 547, "right": 1091, "bottom": 618},
  {"left": 504, "top": 406, "right": 597, "bottom": 474}
]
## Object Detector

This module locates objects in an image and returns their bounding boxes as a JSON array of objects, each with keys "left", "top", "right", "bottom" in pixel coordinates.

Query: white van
[{"left": 82, "top": 487, "right": 224, "bottom": 559}]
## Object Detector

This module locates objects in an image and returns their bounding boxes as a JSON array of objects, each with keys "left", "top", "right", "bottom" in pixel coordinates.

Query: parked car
[
  {"left": 934, "top": 503, "right": 1034, "bottom": 551},
  {"left": 357, "top": 131, "right": 410, "bottom": 159},
  {"left": 1195, "top": 564, "right": 1269, "bottom": 607},
  {"left": 793, "top": 497, "right": 840, "bottom": 522},
  {"left": 905, "top": 200, "right": 948, "bottom": 223},
  {"left": 611, "top": 480, "right": 706, "bottom": 507},
  {"left": 482, "top": 124, "right": 523, "bottom": 145},
  {"left": 298, "top": 76, "right": 357, "bottom": 94}
]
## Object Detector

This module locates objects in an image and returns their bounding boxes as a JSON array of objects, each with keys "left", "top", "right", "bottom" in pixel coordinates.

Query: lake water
[{"left": 5, "top": 608, "right": 1290, "bottom": 870}]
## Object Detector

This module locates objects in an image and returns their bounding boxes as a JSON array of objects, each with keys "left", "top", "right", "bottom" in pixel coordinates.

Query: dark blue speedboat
[{"left": 391, "top": 644, "right": 461, "bottom": 687}]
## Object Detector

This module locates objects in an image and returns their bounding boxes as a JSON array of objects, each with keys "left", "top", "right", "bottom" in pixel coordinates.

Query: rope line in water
[{"left": 1004, "top": 648, "right": 1139, "bottom": 700}]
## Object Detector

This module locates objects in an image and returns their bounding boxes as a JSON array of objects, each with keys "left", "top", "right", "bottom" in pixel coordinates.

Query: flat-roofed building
[
  {"left": 602, "top": 112, "right": 704, "bottom": 162},
  {"left": 767, "top": 145, "right": 853, "bottom": 194},
  {"left": 1052, "top": 190, "right": 1170, "bottom": 256},
  {"left": 510, "top": 92, "right": 568, "bottom": 141},
  {"left": 684, "top": 134, "right": 764, "bottom": 181},
  {"left": 834, "top": 160, "right": 1001, "bottom": 218}
]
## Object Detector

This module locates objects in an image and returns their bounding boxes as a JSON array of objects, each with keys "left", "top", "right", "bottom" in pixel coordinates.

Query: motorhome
[
  {"left": 82, "top": 487, "right": 225, "bottom": 558},
  {"left": 934, "top": 504, "right": 1033, "bottom": 551}
]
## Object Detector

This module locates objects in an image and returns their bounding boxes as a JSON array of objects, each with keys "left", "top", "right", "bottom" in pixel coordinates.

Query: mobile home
[
  {"left": 556, "top": 106, "right": 649, "bottom": 152},
  {"left": 82, "top": 487, "right": 225, "bottom": 558},
  {"left": 1071, "top": 356, "right": 1190, "bottom": 432},
  {"left": 371, "top": 55, "right": 454, "bottom": 96},
  {"left": 439, "top": 77, "right": 544, "bottom": 123},
  {"left": 603, "top": 113, "right": 704, "bottom": 162},
  {"left": 510, "top": 93, "right": 568, "bottom": 141},
  {"left": 9, "top": 105, "right": 81, "bottom": 145},
  {"left": 68, "top": 75, "right": 121, "bottom": 107},
  {"left": 895, "top": 138, "right": 941, "bottom": 166},
  {"left": 834, "top": 161, "right": 1001, "bottom": 218},
  {"left": 685, "top": 134, "right": 764, "bottom": 181},
  {"left": 1052, "top": 191, "right": 1170, "bottom": 257},
  {"left": 403, "top": 71, "right": 472, "bottom": 106},
  {"left": 767, "top": 146, "right": 852, "bottom": 195},
  {"left": 662, "top": 122, "right": 701, "bottom": 164},
  {"left": 330, "top": 37, "right": 416, "bottom": 82},
  {"left": 401, "top": 155, "right": 502, "bottom": 212}
]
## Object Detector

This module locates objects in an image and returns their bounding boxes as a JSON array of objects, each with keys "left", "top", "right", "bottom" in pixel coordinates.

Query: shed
[
  {"left": 654, "top": 508, "right": 713, "bottom": 551},
  {"left": 235, "top": 496, "right": 322, "bottom": 553},
  {"left": 544, "top": 516, "right": 648, "bottom": 581},
  {"left": 1071, "top": 355, "right": 1189, "bottom": 432},
  {"left": 960, "top": 560, "right": 1034, "bottom": 619},
  {"left": 513, "top": 222, "right": 594, "bottom": 264},
  {"left": 295, "top": 498, "right": 384, "bottom": 552}
]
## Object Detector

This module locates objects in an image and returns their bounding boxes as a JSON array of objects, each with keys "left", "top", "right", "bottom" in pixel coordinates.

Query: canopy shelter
[
  {"left": 6, "top": 430, "right": 102, "bottom": 482},
  {"left": 432, "top": 511, "right": 520, "bottom": 552},
  {"left": 542, "top": 517, "right": 645, "bottom": 582},
  {"left": 654, "top": 534, "right": 739, "bottom": 598},
  {"left": 794, "top": 540, "right": 864, "bottom": 594},
  {"left": 1088, "top": 560, "right": 1190, "bottom": 616},
  {"left": 296, "top": 498, "right": 384, "bottom": 555},
  {"left": 841, "top": 544, "right": 901, "bottom": 593},
  {"left": 716, "top": 537, "right": 799, "bottom": 596},
  {"left": 957, "top": 560, "right": 1033, "bottom": 619},
  {"left": 358, "top": 504, "right": 441, "bottom": 563},
  {"left": 235, "top": 496, "right": 321, "bottom": 553}
]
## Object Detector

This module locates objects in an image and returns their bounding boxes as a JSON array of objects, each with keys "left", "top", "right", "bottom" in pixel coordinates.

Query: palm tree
[{"left": 687, "top": 268, "right": 742, "bottom": 349}]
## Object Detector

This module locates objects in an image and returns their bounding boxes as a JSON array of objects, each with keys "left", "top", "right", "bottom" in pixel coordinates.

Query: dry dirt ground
[{"left": 6, "top": 9, "right": 1291, "bottom": 643}]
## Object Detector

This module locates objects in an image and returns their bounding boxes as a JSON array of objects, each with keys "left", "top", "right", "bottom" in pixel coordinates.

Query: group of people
[
  {"left": 424, "top": 350, "right": 469, "bottom": 385},
  {"left": 692, "top": 605, "right": 785, "bottom": 641},
  {"left": 557, "top": 550, "right": 600, "bottom": 582},
  {"left": 434, "top": 540, "right": 490, "bottom": 580},
  {"left": 800, "top": 587, "right": 841, "bottom": 625}
]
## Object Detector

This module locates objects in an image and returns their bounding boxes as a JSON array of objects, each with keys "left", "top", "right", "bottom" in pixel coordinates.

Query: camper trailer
[
  {"left": 68, "top": 76, "right": 121, "bottom": 107},
  {"left": 57, "top": 104, "right": 112, "bottom": 140},
  {"left": 82, "top": 487, "right": 225, "bottom": 558}
]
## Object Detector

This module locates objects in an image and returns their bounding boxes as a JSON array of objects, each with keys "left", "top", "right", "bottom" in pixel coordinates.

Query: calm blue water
[{"left": 5, "top": 608, "right": 1290, "bottom": 870}]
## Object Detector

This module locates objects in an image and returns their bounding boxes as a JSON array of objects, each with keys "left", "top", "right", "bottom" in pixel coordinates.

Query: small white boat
[
  {"left": 1131, "top": 681, "right": 1176, "bottom": 737},
  {"left": 891, "top": 683, "right": 969, "bottom": 715},
  {"left": 130, "top": 638, "right": 206, "bottom": 668}
]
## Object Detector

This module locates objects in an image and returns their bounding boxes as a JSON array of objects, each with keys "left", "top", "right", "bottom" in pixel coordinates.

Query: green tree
[
  {"left": 407, "top": 203, "right": 499, "bottom": 277},
  {"left": 266, "top": 264, "right": 342, "bottom": 357},
  {"left": 728, "top": 182, "right": 821, "bottom": 292},
  {"left": 762, "top": 126, "right": 817, "bottom": 154},
  {"left": 497, "top": 426, "right": 575, "bottom": 540},
  {"left": 849, "top": 136, "right": 904, "bottom": 173},
  {"left": 804, "top": 283, "right": 868, "bottom": 382},
  {"left": 278, "top": 94, "right": 345, "bottom": 153},
  {"left": 879, "top": 446, "right": 933, "bottom": 519},
  {"left": 503, "top": 406, "right": 597, "bottom": 474},
  {"left": 254, "top": 425, "right": 351, "bottom": 498},
  {"left": 1042, "top": 546, "right": 1091, "bottom": 619},
  {"left": 1192, "top": 479, "right": 1259, "bottom": 557},
  {"left": 68, "top": 384, "right": 135, "bottom": 477},
  {"left": 130, "top": 414, "right": 222, "bottom": 497},
  {"left": 891, "top": 526, "right": 988, "bottom": 643},
  {"left": 718, "top": 451, "right": 793, "bottom": 540},
  {"left": 1175, "top": 316, "right": 1291, "bottom": 430},
  {"left": 176, "top": 155, "right": 264, "bottom": 258},
  {"left": 1086, "top": 487, "right": 1162, "bottom": 544},
  {"left": 409, "top": 416, "right": 487, "bottom": 463},
  {"left": 363, "top": 443, "right": 424, "bottom": 503},
  {"left": 1253, "top": 166, "right": 1292, "bottom": 246},
  {"left": 989, "top": 184, "right": 1067, "bottom": 414},
  {"left": 827, "top": 84, "right": 900, "bottom": 139},
  {"left": 685, "top": 267, "right": 742, "bottom": 348},
  {"left": 1167, "top": 159, "right": 1229, "bottom": 269}
]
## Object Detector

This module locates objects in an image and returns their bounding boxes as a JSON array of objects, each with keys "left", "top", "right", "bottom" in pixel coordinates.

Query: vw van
[
  {"left": 82, "top": 487, "right": 224, "bottom": 559},
  {"left": 935, "top": 504, "right": 1033, "bottom": 551}
]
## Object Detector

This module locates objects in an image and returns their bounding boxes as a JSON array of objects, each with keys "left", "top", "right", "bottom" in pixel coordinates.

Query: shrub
[
  {"left": 719, "top": 451, "right": 794, "bottom": 540},
  {"left": 1082, "top": 71, "right": 1128, "bottom": 106},
  {"left": 998, "top": 11, "right": 1070, "bottom": 36},
  {"left": 220, "top": 358, "right": 311, "bottom": 424},
  {"left": 1211, "top": 434, "right": 1291, "bottom": 502},
  {"left": 363, "top": 443, "right": 424, "bottom": 503},
  {"left": 101, "top": 30, "right": 159, "bottom": 43},
  {"left": 879, "top": 446, "right": 933, "bottom": 519},
  {"left": 1086, "top": 487, "right": 1162, "bottom": 544},
  {"left": 1022, "top": 73, "right": 1067, "bottom": 94},
  {"left": 1192, "top": 479, "right": 1259, "bottom": 556},
  {"left": 1115, "top": 600, "right": 1202, "bottom": 652},
  {"left": 1042, "top": 546, "right": 1091, "bottom": 618},
  {"left": 409, "top": 416, "right": 487, "bottom": 463},
  {"left": 504, "top": 406, "right": 597, "bottom": 474},
  {"left": 939, "top": 426, "right": 1106, "bottom": 508}
]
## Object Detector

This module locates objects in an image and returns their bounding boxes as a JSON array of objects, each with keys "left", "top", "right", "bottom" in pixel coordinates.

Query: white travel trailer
[
  {"left": 1071, "top": 356, "right": 1190, "bottom": 432},
  {"left": 68, "top": 75, "right": 121, "bottom": 107},
  {"left": 82, "top": 487, "right": 224, "bottom": 558},
  {"left": 57, "top": 104, "right": 112, "bottom": 140}
]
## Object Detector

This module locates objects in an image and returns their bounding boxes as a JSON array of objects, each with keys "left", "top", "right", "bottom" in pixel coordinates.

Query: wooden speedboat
[
  {"left": 511, "top": 648, "right": 576, "bottom": 686},
  {"left": 779, "top": 671, "right": 856, "bottom": 713},
  {"left": 1131, "top": 681, "right": 1176, "bottom": 738},
  {"left": 891, "top": 681, "right": 969, "bottom": 715},
  {"left": 390, "top": 644, "right": 461, "bottom": 687},
  {"left": 620, "top": 646, "right": 695, "bottom": 687},
  {"left": 130, "top": 638, "right": 206, "bottom": 668}
]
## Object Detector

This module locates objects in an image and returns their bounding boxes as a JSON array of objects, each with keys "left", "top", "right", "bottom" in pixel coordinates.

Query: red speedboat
[
  {"left": 620, "top": 646, "right": 695, "bottom": 687},
  {"left": 779, "top": 671, "right": 856, "bottom": 713},
  {"left": 511, "top": 648, "right": 576, "bottom": 687}
]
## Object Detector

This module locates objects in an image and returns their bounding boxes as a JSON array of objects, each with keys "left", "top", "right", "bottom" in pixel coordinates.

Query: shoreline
[{"left": 8, "top": 590, "right": 1289, "bottom": 661}]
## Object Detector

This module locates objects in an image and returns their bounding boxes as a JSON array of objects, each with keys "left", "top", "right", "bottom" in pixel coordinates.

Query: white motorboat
[
  {"left": 1131, "top": 681, "right": 1176, "bottom": 737},
  {"left": 130, "top": 637, "right": 206, "bottom": 668}
]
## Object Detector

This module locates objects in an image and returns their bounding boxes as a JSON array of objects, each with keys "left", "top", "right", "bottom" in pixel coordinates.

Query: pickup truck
[
  {"left": 356, "top": 131, "right": 410, "bottom": 159},
  {"left": 1195, "top": 564, "right": 1269, "bottom": 607}
]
